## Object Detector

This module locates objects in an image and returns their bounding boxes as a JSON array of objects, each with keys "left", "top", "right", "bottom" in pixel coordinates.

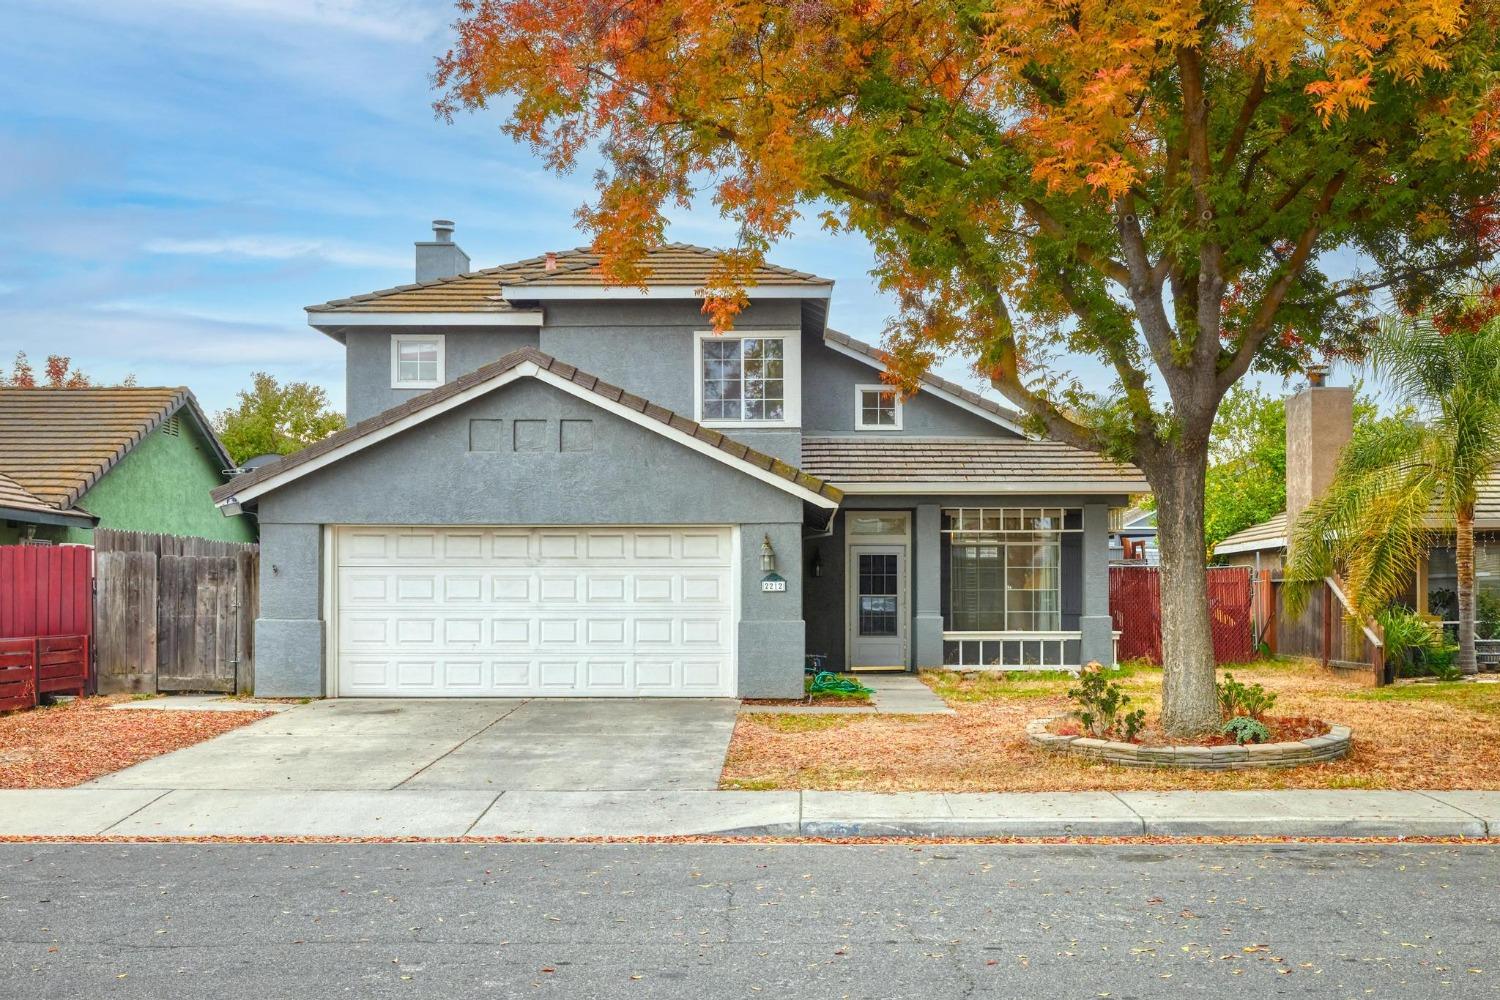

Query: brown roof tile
[
  {"left": 799, "top": 436, "right": 1146, "bottom": 488},
  {"left": 0, "top": 387, "right": 229, "bottom": 510},
  {"left": 1216, "top": 472, "right": 1500, "bottom": 554},
  {"left": 213, "top": 347, "right": 843, "bottom": 506},
  {"left": 308, "top": 244, "right": 830, "bottom": 314}
]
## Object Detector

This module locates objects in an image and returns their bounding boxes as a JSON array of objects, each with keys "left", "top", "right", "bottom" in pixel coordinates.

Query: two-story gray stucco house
[{"left": 212, "top": 222, "right": 1146, "bottom": 698}]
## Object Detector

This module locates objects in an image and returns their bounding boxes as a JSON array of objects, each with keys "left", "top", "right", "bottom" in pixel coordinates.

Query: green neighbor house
[{"left": 0, "top": 387, "right": 255, "bottom": 545}]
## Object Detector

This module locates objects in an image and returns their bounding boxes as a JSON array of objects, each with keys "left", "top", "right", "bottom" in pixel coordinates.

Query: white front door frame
[{"left": 843, "top": 511, "right": 912, "bottom": 670}]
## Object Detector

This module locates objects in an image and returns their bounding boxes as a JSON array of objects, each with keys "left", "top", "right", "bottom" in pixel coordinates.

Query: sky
[{"left": 0, "top": 0, "right": 1322, "bottom": 419}]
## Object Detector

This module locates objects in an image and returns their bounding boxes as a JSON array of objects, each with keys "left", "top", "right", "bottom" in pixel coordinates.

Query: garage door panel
[{"left": 336, "top": 526, "right": 736, "bottom": 697}]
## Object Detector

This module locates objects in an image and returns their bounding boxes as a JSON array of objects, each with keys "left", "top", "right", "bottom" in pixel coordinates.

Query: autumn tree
[
  {"left": 214, "top": 372, "right": 346, "bottom": 465},
  {"left": 436, "top": 0, "right": 1500, "bottom": 734},
  {"left": 0, "top": 352, "right": 118, "bottom": 388}
]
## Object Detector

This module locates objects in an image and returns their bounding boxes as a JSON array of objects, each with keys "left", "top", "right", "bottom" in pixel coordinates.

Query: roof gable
[
  {"left": 0, "top": 387, "right": 232, "bottom": 511},
  {"left": 213, "top": 347, "right": 842, "bottom": 511},
  {"left": 822, "top": 329, "right": 1026, "bottom": 435}
]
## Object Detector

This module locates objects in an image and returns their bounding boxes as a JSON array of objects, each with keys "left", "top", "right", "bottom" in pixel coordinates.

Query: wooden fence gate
[
  {"left": 94, "top": 530, "right": 258, "bottom": 694},
  {"left": 1109, "top": 565, "right": 1255, "bottom": 665}
]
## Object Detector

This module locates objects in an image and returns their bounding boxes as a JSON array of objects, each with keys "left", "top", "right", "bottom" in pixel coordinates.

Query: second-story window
[
  {"left": 855, "top": 384, "right": 902, "bottom": 430},
  {"left": 695, "top": 332, "right": 800, "bottom": 426},
  {"left": 391, "top": 334, "right": 444, "bottom": 389}
]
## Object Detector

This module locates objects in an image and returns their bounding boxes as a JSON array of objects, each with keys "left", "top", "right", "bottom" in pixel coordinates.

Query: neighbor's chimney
[
  {"left": 1285, "top": 363, "right": 1353, "bottom": 528},
  {"left": 414, "top": 219, "right": 471, "bottom": 282}
]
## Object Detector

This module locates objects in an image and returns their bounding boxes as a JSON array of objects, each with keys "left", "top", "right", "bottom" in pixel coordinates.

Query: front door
[{"left": 848, "top": 545, "right": 907, "bottom": 670}]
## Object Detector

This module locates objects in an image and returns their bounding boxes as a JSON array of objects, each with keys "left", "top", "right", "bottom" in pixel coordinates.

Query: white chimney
[{"left": 414, "top": 219, "right": 470, "bottom": 282}]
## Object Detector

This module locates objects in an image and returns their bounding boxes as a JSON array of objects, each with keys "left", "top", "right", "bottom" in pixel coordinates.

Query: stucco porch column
[
  {"left": 913, "top": 503, "right": 945, "bottom": 669},
  {"left": 1079, "top": 502, "right": 1115, "bottom": 665}
]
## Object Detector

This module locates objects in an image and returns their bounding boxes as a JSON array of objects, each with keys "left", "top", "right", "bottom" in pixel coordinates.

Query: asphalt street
[{"left": 1, "top": 842, "right": 1496, "bottom": 999}]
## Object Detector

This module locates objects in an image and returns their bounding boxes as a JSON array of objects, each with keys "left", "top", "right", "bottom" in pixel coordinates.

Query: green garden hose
[{"left": 807, "top": 671, "right": 872, "bottom": 696}]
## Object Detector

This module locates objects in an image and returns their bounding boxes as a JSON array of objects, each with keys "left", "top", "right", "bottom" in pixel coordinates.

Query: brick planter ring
[{"left": 1027, "top": 717, "right": 1352, "bottom": 770}]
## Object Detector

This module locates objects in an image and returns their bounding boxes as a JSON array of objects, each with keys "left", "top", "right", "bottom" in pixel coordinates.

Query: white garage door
[{"left": 333, "top": 526, "right": 737, "bottom": 697}]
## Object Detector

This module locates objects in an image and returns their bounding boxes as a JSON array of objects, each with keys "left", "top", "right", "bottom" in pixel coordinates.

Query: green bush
[
  {"left": 1221, "top": 716, "right": 1271, "bottom": 745},
  {"left": 1377, "top": 605, "right": 1447, "bottom": 676},
  {"left": 1067, "top": 664, "right": 1145, "bottom": 742},
  {"left": 1217, "top": 672, "right": 1277, "bottom": 720}
]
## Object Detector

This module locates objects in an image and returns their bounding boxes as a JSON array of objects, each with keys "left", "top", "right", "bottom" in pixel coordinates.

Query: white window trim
[
  {"left": 692, "top": 330, "right": 801, "bottom": 429},
  {"left": 390, "top": 333, "right": 445, "bottom": 389},
  {"left": 854, "top": 383, "right": 903, "bottom": 431}
]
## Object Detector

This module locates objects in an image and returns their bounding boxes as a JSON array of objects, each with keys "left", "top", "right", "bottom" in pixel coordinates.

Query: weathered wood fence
[
  {"left": 1109, "top": 565, "right": 1255, "bottom": 665},
  {"left": 1260, "top": 572, "right": 1387, "bottom": 684},
  {"left": 94, "top": 530, "right": 258, "bottom": 695}
]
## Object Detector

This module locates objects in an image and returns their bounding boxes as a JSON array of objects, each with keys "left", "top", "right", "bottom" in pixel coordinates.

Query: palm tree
[{"left": 1287, "top": 294, "right": 1500, "bottom": 674}]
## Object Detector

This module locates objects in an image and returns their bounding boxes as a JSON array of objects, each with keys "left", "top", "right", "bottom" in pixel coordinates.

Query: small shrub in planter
[
  {"left": 1217, "top": 672, "right": 1277, "bottom": 720},
  {"left": 1222, "top": 716, "right": 1271, "bottom": 745},
  {"left": 1067, "top": 663, "right": 1145, "bottom": 742}
]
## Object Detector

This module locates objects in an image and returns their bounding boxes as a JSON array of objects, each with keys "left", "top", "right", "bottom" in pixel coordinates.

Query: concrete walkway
[
  {"left": 1, "top": 788, "right": 1496, "bottom": 839},
  {"left": 738, "top": 673, "right": 955, "bottom": 715}
]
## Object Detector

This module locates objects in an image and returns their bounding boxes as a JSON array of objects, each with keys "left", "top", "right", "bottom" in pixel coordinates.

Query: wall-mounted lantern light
[{"left": 760, "top": 534, "right": 777, "bottom": 574}]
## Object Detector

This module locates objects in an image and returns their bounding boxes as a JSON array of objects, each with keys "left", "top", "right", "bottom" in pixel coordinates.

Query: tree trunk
[
  {"left": 1147, "top": 448, "right": 1222, "bottom": 737},
  {"left": 1456, "top": 504, "right": 1477, "bottom": 675}
]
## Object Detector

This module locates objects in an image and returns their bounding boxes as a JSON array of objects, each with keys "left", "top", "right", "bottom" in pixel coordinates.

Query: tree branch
[{"left": 1216, "top": 169, "right": 1349, "bottom": 391}]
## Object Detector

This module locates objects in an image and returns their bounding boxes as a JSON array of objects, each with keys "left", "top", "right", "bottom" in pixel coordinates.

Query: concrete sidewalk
[{"left": 0, "top": 787, "right": 1496, "bottom": 839}]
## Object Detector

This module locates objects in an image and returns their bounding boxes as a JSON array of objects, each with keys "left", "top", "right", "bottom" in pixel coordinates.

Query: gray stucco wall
[
  {"left": 802, "top": 494, "right": 1123, "bottom": 670},
  {"left": 538, "top": 300, "right": 806, "bottom": 463},
  {"left": 800, "top": 329, "right": 1019, "bottom": 438},
  {"left": 344, "top": 328, "right": 541, "bottom": 423},
  {"left": 251, "top": 376, "right": 809, "bottom": 698}
]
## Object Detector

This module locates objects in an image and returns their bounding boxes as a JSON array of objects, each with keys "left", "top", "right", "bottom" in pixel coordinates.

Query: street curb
[{"left": 0, "top": 788, "right": 1494, "bottom": 840}]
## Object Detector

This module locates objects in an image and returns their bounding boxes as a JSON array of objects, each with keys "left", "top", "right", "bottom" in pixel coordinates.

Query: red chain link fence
[{"left": 1109, "top": 565, "right": 1254, "bottom": 665}]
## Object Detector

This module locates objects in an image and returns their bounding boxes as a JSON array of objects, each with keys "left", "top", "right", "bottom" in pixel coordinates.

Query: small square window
[
  {"left": 391, "top": 335, "right": 444, "bottom": 388},
  {"left": 855, "top": 385, "right": 901, "bottom": 430}
]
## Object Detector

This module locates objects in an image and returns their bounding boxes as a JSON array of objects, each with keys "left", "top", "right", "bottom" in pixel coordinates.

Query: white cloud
[
  {"left": 144, "top": 235, "right": 407, "bottom": 270},
  {"left": 34, "top": 0, "right": 447, "bottom": 43}
]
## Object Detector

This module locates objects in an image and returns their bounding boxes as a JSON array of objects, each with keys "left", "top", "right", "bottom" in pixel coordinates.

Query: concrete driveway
[{"left": 89, "top": 699, "right": 739, "bottom": 792}]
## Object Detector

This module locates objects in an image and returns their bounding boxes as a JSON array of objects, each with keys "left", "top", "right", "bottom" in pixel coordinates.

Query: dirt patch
[
  {"left": 721, "top": 659, "right": 1500, "bottom": 792},
  {"left": 0, "top": 696, "right": 271, "bottom": 788}
]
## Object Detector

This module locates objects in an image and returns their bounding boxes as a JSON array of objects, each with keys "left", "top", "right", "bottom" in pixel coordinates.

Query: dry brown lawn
[
  {"left": 721, "top": 659, "right": 1500, "bottom": 792},
  {"left": 0, "top": 696, "right": 271, "bottom": 788}
]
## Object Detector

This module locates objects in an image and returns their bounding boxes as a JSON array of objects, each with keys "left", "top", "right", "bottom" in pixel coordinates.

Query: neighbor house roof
[
  {"left": 1214, "top": 512, "right": 1289, "bottom": 556},
  {"left": 0, "top": 470, "right": 94, "bottom": 526},
  {"left": 1215, "top": 472, "right": 1500, "bottom": 556},
  {"left": 823, "top": 329, "right": 1026, "bottom": 434},
  {"left": 0, "top": 387, "right": 231, "bottom": 513},
  {"left": 307, "top": 243, "right": 831, "bottom": 315},
  {"left": 212, "top": 347, "right": 843, "bottom": 510},
  {"left": 799, "top": 437, "right": 1147, "bottom": 494}
]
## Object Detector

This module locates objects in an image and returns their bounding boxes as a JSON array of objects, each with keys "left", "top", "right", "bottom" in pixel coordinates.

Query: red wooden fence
[
  {"left": 0, "top": 545, "right": 94, "bottom": 708},
  {"left": 0, "top": 544, "right": 93, "bottom": 638},
  {"left": 0, "top": 638, "right": 37, "bottom": 713},
  {"left": 1109, "top": 565, "right": 1254, "bottom": 665}
]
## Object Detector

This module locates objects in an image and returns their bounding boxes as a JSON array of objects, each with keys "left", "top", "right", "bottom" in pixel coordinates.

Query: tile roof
[
  {"left": 1214, "top": 512, "right": 1289, "bottom": 555},
  {"left": 0, "top": 471, "right": 61, "bottom": 517},
  {"left": 213, "top": 347, "right": 843, "bottom": 506},
  {"left": 0, "top": 387, "right": 228, "bottom": 511},
  {"left": 1214, "top": 472, "right": 1500, "bottom": 555},
  {"left": 308, "top": 243, "right": 831, "bottom": 314},
  {"left": 799, "top": 437, "right": 1147, "bottom": 489},
  {"left": 824, "top": 329, "right": 1025, "bottom": 429}
]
